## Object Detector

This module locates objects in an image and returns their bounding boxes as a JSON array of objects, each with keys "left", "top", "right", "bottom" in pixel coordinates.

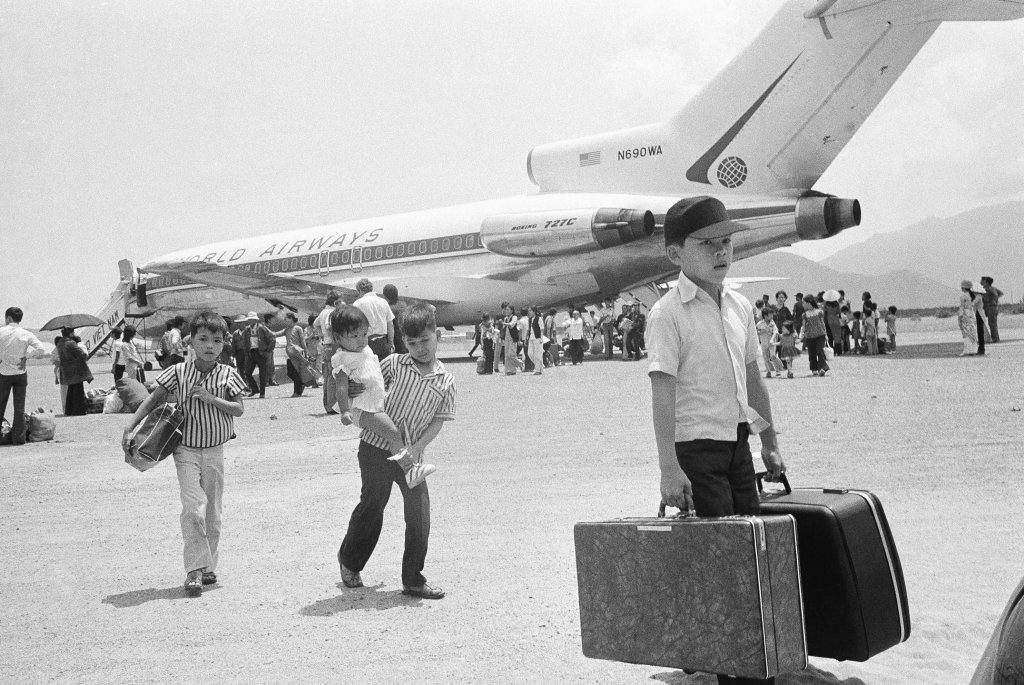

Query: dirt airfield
[{"left": 2, "top": 316, "right": 1022, "bottom": 684}]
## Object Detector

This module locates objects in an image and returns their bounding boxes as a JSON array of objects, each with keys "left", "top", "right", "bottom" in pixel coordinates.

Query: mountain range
[{"left": 728, "top": 201, "right": 1024, "bottom": 309}]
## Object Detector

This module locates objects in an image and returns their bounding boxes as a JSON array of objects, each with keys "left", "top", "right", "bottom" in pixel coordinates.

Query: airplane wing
[
  {"left": 142, "top": 260, "right": 354, "bottom": 311},
  {"left": 141, "top": 261, "right": 560, "bottom": 312}
]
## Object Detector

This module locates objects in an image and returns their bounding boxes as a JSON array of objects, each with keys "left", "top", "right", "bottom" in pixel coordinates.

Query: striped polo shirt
[
  {"left": 361, "top": 354, "right": 456, "bottom": 451},
  {"left": 157, "top": 361, "right": 248, "bottom": 448}
]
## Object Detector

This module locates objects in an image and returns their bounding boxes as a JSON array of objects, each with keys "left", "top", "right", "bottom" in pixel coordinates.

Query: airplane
[{"left": 82, "top": 0, "right": 1024, "bottom": 352}]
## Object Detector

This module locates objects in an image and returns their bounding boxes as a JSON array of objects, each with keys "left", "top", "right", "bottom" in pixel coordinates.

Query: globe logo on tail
[{"left": 717, "top": 156, "right": 748, "bottom": 188}]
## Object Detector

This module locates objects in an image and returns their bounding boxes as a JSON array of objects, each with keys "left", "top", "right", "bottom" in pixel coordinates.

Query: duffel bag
[{"left": 124, "top": 403, "right": 184, "bottom": 472}]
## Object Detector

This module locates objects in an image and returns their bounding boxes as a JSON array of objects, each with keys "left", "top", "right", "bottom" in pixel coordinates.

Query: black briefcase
[{"left": 757, "top": 473, "right": 911, "bottom": 661}]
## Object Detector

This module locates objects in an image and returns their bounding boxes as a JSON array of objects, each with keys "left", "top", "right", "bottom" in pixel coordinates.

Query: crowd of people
[
  {"left": 743, "top": 289, "right": 899, "bottom": 378},
  {"left": 466, "top": 298, "right": 649, "bottom": 375}
]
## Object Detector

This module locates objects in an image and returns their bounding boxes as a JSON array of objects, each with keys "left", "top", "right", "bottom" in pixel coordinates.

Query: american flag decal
[{"left": 579, "top": 151, "right": 601, "bottom": 167}]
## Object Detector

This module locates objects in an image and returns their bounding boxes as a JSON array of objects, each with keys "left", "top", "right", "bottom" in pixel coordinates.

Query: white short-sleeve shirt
[
  {"left": 353, "top": 292, "right": 395, "bottom": 337},
  {"left": 646, "top": 275, "right": 766, "bottom": 442}
]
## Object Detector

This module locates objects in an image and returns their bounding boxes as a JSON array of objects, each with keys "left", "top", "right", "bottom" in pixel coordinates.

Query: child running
[
  {"left": 121, "top": 311, "right": 248, "bottom": 597},
  {"left": 330, "top": 304, "right": 434, "bottom": 488}
]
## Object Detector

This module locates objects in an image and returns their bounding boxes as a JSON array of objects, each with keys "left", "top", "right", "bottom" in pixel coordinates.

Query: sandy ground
[{"left": 1, "top": 316, "right": 1022, "bottom": 684}]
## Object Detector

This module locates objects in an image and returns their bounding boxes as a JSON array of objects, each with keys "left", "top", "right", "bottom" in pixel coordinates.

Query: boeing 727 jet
[{"left": 85, "top": 0, "right": 1024, "bottom": 349}]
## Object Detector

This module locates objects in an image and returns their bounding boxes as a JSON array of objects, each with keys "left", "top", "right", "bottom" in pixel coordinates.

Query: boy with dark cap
[{"left": 646, "top": 196, "right": 787, "bottom": 685}]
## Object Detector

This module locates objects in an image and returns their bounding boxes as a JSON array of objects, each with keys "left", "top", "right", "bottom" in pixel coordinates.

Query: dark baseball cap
[{"left": 664, "top": 196, "right": 743, "bottom": 246}]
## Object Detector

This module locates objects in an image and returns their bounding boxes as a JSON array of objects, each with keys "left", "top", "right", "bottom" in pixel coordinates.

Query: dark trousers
[
  {"left": 248, "top": 350, "right": 268, "bottom": 396},
  {"left": 976, "top": 313, "right": 986, "bottom": 355},
  {"left": 986, "top": 310, "right": 999, "bottom": 342},
  {"left": 65, "top": 382, "right": 87, "bottom": 416},
  {"left": 602, "top": 323, "right": 615, "bottom": 359},
  {"left": 674, "top": 423, "right": 760, "bottom": 518},
  {"left": 368, "top": 335, "right": 392, "bottom": 362},
  {"left": 233, "top": 346, "right": 249, "bottom": 380},
  {"left": 805, "top": 335, "right": 829, "bottom": 373},
  {"left": 339, "top": 441, "right": 430, "bottom": 588},
  {"left": 113, "top": 364, "right": 126, "bottom": 381},
  {"left": 676, "top": 424, "right": 774, "bottom": 685},
  {"left": 568, "top": 338, "right": 585, "bottom": 364},
  {"left": 481, "top": 338, "right": 494, "bottom": 374},
  {"left": 285, "top": 359, "right": 304, "bottom": 395},
  {"left": 0, "top": 373, "right": 28, "bottom": 445}
]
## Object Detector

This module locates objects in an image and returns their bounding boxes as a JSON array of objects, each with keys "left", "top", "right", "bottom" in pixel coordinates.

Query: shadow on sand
[
  {"left": 102, "top": 584, "right": 219, "bottom": 608},
  {"left": 867, "top": 337, "right": 1019, "bottom": 360},
  {"left": 652, "top": 663, "right": 865, "bottom": 684},
  {"left": 299, "top": 583, "right": 416, "bottom": 616}
]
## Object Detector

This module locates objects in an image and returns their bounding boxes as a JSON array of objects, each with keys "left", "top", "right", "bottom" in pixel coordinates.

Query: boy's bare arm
[
  {"left": 650, "top": 371, "right": 693, "bottom": 512},
  {"left": 334, "top": 368, "right": 353, "bottom": 422},
  {"left": 745, "top": 360, "right": 785, "bottom": 478},
  {"left": 189, "top": 384, "right": 244, "bottom": 417},
  {"left": 121, "top": 385, "right": 169, "bottom": 451},
  {"left": 408, "top": 418, "right": 445, "bottom": 460}
]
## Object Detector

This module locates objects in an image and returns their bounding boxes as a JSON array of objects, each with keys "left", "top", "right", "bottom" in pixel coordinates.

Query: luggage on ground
[
  {"left": 27, "top": 410, "right": 56, "bottom": 441},
  {"left": 757, "top": 473, "right": 910, "bottom": 661},
  {"left": 574, "top": 509, "right": 807, "bottom": 679}
]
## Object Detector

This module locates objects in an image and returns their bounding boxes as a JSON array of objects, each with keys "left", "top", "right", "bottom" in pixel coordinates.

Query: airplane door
[
  {"left": 351, "top": 246, "right": 363, "bottom": 272},
  {"left": 318, "top": 250, "right": 330, "bottom": 277}
]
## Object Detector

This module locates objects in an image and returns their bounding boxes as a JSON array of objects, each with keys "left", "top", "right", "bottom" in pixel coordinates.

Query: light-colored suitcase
[{"left": 574, "top": 511, "right": 807, "bottom": 679}]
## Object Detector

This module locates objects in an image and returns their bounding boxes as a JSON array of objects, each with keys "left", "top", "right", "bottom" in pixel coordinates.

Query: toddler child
[
  {"left": 851, "top": 311, "right": 863, "bottom": 354},
  {"left": 330, "top": 305, "right": 434, "bottom": 488},
  {"left": 885, "top": 305, "right": 898, "bottom": 352},
  {"left": 778, "top": 321, "right": 800, "bottom": 378},
  {"left": 756, "top": 308, "right": 782, "bottom": 378},
  {"left": 862, "top": 310, "right": 878, "bottom": 355}
]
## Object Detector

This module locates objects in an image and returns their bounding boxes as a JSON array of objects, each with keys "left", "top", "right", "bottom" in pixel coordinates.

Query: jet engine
[
  {"left": 794, "top": 193, "right": 861, "bottom": 240},
  {"left": 480, "top": 207, "right": 654, "bottom": 258}
]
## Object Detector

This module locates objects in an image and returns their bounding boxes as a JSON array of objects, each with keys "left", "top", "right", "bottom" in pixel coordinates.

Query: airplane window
[
  {"left": 442, "top": 238, "right": 450, "bottom": 251},
  {"left": 374, "top": 247, "right": 383, "bottom": 260},
  {"left": 466, "top": 235, "right": 475, "bottom": 248},
  {"left": 330, "top": 252, "right": 340, "bottom": 266},
  {"left": 363, "top": 248, "right": 372, "bottom": 262},
  {"left": 429, "top": 240, "right": 438, "bottom": 253},
  {"left": 396, "top": 244, "right": 405, "bottom": 257},
  {"left": 454, "top": 236, "right": 462, "bottom": 250},
  {"left": 341, "top": 251, "right": 350, "bottom": 265},
  {"left": 290, "top": 258, "right": 298, "bottom": 270},
  {"left": 419, "top": 241, "right": 427, "bottom": 254},
  {"left": 299, "top": 256, "right": 308, "bottom": 269},
  {"left": 386, "top": 245, "right": 394, "bottom": 259}
]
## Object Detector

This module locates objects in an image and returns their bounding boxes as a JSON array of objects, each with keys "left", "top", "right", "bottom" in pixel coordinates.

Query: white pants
[
  {"left": 173, "top": 444, "right": 225, "bottom": 573},
  {"left": 527, "top": 337, "right": 545, "bottom": 372}
]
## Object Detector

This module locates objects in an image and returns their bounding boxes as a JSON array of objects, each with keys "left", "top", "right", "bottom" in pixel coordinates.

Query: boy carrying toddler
[{"left": 330, "top": 304, "right": 435, "bottom": 488}]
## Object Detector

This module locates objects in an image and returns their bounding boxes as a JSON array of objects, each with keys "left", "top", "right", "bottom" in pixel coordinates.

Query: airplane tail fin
[{"left": 527, "top": 0, "right": 1023, "bottom": 196}]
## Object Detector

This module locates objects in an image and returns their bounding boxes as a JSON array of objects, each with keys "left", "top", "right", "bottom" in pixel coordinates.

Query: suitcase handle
[
  {"left": 755, "top": 471, "right": 792, "bottom": 494},
  {"left": 657, "top": 502, "right": 697, "bottom": 519}
]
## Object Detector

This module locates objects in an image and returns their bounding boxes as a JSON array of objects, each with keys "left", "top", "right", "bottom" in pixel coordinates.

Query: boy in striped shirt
[
  {"left": 122, "top": 311, "right": 248, "bottom": 597},
  {"left": 337, "top": 303, "right": 456, "bottom": 600}
]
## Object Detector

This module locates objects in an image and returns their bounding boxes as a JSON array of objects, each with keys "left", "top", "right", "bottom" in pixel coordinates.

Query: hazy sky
[{"left": 2, "top": 1, "right": 1022, "bottom": 327}]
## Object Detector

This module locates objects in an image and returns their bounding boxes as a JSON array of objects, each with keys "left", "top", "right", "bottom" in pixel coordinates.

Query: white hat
[
  {"left": 247, "top": 311, "right": 259, "bottom": 320},
  {"left": 233, "top": 314, "right": 248, "bottom": 323}
]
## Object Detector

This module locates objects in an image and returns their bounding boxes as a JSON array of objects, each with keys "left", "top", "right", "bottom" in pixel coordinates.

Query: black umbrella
[{"left": 39, "top": 313, "right": 105, "bottom": 331}]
